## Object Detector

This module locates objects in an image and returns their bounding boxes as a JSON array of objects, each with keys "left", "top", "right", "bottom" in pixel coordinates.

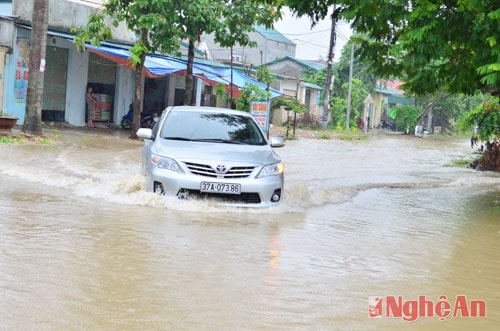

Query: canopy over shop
[{"left": 87, "top": 45, "right": 282, "bottom": 101}]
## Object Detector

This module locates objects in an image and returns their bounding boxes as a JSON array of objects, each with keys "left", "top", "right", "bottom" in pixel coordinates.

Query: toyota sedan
[{"left": 137, "top": 106, "right": 285, "bottom": 207}]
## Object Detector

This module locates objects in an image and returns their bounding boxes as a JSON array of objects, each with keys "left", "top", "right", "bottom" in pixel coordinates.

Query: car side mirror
[
  {"left": 270, "top": 136, "right": 286, "bottom": 148},
  {"left": 137, "top": 128, "right": 153, "bottom": 140}
]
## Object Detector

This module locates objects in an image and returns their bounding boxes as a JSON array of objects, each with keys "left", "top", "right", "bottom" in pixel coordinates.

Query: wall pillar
[{"left": 0, "top": 46, "right": 9, "bottom": 113}]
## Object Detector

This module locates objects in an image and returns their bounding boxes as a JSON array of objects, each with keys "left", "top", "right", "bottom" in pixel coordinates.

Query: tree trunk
[
  {"left": 22, "top": 0, "right": 49, "bottom": 136},
  {"left": 427, "top": 105, "right": 433, "bottom": 134},
  {"left": 183, "top": 40, "right": 195, "bottom": 106},
  {"left": 130, "top": 28, "right": 148, "bottom": 140},
  {"left": 440, "top": 109, "right": 446, "bottom": 134}
]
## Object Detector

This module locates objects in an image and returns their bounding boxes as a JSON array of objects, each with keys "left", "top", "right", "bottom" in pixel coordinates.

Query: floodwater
[{"left": 0, "top": 128, "right": 499, "bottom": 330}]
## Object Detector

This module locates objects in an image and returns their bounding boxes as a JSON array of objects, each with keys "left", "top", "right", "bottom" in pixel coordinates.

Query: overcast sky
[{"left": 274, "top": 8, "right": 352, "bottom": 62}]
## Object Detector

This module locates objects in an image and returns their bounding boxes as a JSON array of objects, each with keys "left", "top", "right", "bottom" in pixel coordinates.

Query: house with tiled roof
[
  {"left": 263, "top": 56, "right": 326, "bottom": 124},
  {"left": 264, "top": 56, "right": 326, "bottom": 78},
  {"left": 201, "top": 24, "right": 296, "bottom": 68}
]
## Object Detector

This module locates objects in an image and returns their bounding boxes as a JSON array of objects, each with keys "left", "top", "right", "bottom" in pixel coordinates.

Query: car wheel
[{"left": 153, "top": 182, "right": 165, "bottom": 195}]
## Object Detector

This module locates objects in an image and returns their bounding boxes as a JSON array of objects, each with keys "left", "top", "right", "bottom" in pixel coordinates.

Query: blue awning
[
  {"left": 87, "top": 45, "right": 282, "bottom": 98},
  {"left": 87, "top": 45, "right": 186, "bottom": 77},
  {"left": 145, "top": 55, "right": 188, "bottom": 76}
]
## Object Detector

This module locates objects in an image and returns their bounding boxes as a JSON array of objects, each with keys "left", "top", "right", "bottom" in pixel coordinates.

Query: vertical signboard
[
  {"left": 15, "top": 39, "right": 30, "bottom": 103},
  {"left": 250, "top": 100, "right": 270, "bottom": 133}
]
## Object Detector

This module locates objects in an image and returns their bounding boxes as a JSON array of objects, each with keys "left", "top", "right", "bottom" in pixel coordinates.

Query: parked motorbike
[
  {"left": 121, "top": 104, "right": 158, "bottom": 129},
  {"left": 379, "top": 119, "right": 396, "bottom": 131},
  {"left": 141, "top": 113, "right": 159, "bottom": 129}
]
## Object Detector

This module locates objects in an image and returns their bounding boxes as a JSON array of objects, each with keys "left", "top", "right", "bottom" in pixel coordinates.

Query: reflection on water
[{"left": 0, "top": 130, "right": 499, "bottom": 330}]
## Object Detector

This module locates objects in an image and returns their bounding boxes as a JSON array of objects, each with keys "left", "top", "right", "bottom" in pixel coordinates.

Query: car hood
[{"left": 152, "top": 139, "right": 281, "bottom": 166}]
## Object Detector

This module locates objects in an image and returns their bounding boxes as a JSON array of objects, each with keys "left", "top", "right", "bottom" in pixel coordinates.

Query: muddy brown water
[{"left": 0, "top": 128, "right": 499, "bottom": 330}]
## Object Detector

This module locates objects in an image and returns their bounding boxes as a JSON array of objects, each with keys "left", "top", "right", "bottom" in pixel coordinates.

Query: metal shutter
[
  {"left": 175, "top": 75, "right": 185, "bottom": 89},
  {"left": 88, "top": 52, "right": 116, "bottom": 85},
  {"left": 43, "top": 47, "right": 68, "bottom": 111}
]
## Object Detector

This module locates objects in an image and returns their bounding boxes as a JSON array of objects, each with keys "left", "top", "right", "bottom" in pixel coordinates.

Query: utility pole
[
  {"left": 321, "top": 6, "right": 337, "bottom": 128},
  {"left": 230, "top": 47, "right": 234, "bottom": 103},
  {"left": 345, "top": 42, "right": 354, "bottom": 130}
]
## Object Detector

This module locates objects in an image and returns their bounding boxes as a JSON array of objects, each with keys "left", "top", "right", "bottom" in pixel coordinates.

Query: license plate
[{"left": 200, "top": 182, "right": 241, "bottom": 194}]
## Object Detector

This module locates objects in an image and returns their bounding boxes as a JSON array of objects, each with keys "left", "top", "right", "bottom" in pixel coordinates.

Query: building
[
  {"left": 202, "top": 24, "right": 296, "bottom": 68},
  {"left": 364, "top": 80, "right": 415, "bottom": 129},
  {"left": 264, "top": 56, "right": 325, "bottom": 124},
  {"left": 0, "top": 0, "right": 278, "bottom": 128}
]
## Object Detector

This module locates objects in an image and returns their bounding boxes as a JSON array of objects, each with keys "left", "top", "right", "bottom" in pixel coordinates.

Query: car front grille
[
  {"left": 180, "top": 189, "right": 261, "bottom": 204},
  {"left": 184, "top": 162, "right": 255, "bottom": 179}
]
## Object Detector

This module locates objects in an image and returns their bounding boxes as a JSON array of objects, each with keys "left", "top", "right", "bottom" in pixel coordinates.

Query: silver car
[{"left": 137, "top": 106, "right": 285, "bottom": 207}]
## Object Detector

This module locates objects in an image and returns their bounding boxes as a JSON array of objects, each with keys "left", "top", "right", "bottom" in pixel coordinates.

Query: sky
[{"left": 274, "top": 8, "right": 352, "bottom": 62}]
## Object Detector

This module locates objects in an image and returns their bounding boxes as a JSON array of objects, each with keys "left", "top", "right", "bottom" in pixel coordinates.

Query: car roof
[{"left": 165, "top": 106, "right": 252, "bottom": 117}]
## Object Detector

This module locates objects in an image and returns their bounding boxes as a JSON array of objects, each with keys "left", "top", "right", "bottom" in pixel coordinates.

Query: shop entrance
[
  {"left": 86, "top": 52, "right": 117, "bottom": 123},
  {"left": 143, "top": 77, "right": 168, "bottom": 116}
]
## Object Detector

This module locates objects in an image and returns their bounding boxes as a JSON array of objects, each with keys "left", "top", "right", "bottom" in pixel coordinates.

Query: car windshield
[{"left": 160, "top": 111, "right": 267, "bottom": 145}]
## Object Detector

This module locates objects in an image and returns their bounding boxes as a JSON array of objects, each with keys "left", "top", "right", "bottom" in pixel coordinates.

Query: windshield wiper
[
  {"left": 164, "top": 136, "right": 193, "bottom": 141},
  {"left": 193, "top": 138, "right": 244, "bottom": 144}
]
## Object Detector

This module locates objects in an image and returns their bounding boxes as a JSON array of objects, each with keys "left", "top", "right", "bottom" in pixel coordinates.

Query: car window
[
  {"left": 160, "top": 111, "right": 266, "bottom": 145},
  {"left": 151, "top": 115, "right": 161, "bottom": 138}
]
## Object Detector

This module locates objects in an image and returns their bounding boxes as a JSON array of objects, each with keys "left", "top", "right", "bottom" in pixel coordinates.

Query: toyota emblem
[{"left": 215, "top": 164, "right": 228, "bottom": 174}]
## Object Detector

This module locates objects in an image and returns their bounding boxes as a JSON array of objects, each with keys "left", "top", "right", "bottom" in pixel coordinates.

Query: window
[{"left": 232, "top": 55, "right": 242, "bottom": 63}]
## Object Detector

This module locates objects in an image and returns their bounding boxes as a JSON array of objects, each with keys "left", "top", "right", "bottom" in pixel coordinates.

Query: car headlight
[
  {"left": 257, "top": 162, "right": 285, "bottom": 178},
  {"left": 151, "top": 154, "right": 184, "bottom": 173}
]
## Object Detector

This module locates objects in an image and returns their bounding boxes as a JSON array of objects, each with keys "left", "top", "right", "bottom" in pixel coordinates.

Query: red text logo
[{"left": 368, "top": 295, "right": 487, "bottom": 322}]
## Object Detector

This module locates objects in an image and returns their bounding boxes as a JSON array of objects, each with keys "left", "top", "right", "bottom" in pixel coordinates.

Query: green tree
[
  {"left": 341, "top": 78, "right": 367, "bottom": 123},
  {"left": 417, "top": 91, "right": 486, "bottom": 133},
  {"left": 284, "top": 1, "right": 500, "bottom": 96},
  {"left": 330, "top": 96, "right": 347, "bottom": 127},
  {"left": 344, "top": 1, "right": 500, "bottom": 96},
  {"left": 271, "top": 95, "right": 306, "bottom": 137},
  {"left": 215, "top": 83, "right": 228, "bottom": 107},
  {"left": 327, "top": 78, "right": 366, "bottom": 128},
  {"left": 300, "top": 37, "right": 376, "bottom": 128},
  {"left": 457, "top": 98, "right": 500, "bottom": 142},
  {"left": 214, "top": 1, "right": 279, "bottom": 103},
  {"left": 457, "top": 98, "right": 500, "bottom": 172},
  {"left": 236, "top": 83, "right": 270, "bottom": 112},
  {"left": 178, "top": 0, "right": 225, "bottom": 106},
  {"left": 255, "top": 65, "right": 273, "bottom": 91},
  {"left": 389, "top": 104, "right": 421, "bottom": 134},
  {"left": 332, "top": 39, "right": 375, "bottom": 99},
  {"left": 284, "top": 0, "right": 336, "bottom": 25},
  {"left": 167, "top": 0, "right": 279, "bottom": 106}
]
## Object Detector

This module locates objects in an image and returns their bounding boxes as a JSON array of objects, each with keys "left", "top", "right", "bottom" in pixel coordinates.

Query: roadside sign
[{"left": 250, "top": 100, "right": 270, "bottom": 133}]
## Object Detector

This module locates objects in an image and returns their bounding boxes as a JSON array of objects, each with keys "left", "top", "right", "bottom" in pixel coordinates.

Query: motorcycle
[
  {"left": 379, "top": 119, "right": 396, "bottom": 131},
  {"left": 121, "top": 104, "right": 159, "bottom": 129},
  {"left": 141, "top": 113, "right": 159, "bottom": 129}
]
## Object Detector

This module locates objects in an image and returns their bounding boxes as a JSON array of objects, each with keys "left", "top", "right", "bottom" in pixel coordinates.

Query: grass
[
  {"left": 0, "top": 130, "right": 57, "bottom": 145},
  {"left": 338, "top": 132, "right": 369, "bottom": 141},
  {"left": 0, "top": 121, "right": 59, "bottom": 145},
  {"left": 445, "top": 159, "right": 475, "bottom": 168},
  {"left": 0, "top": 136, "right": 22, "bottom": 144}
]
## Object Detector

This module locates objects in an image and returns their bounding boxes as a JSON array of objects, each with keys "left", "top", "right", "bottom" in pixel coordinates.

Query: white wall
[
  {"left": 64, "top": 39, "right": 88, "bottom": 126},
  {"left": 14, "top": 0, "right": 136, "bottom": 44}
]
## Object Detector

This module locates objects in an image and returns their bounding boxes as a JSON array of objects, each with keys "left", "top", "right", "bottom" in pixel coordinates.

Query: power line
[{"left": 274, "top": 29, "right": 332, "bottom": 37}]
